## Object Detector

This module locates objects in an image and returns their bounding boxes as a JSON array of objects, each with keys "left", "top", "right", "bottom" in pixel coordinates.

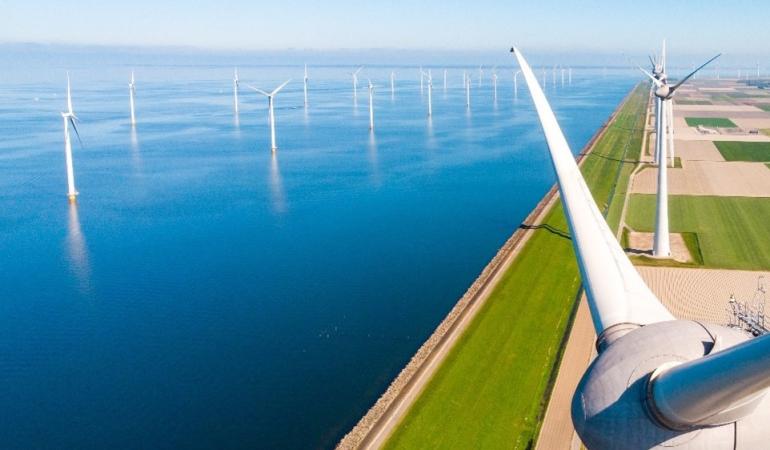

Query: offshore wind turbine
[
  {"left": 62, "top": 74, "right": 83, "bottom": 203},
  {"left": 514, "top": 45, "right": 770, "bottom": 450},
  {"left": 513, "top": 70, "right": 520, "bottom": 97},
  {"left": 443, "top": 69, "right": 447, "bottom": 91},
  {"left": 303, "top": 64, "right": 309, "bottom": 107},
  {"left": 233, "top": 68, "right": 240, "bottom": 115},
  {"left": 421, "top": 69, "right": 433, "bottom": 117},
  {"left": 390, "top": 71, "right": 395, "bottom": 96},
  {"left": 351, "top": 66, "right": 363, "bottom": 100},
  {"left": 640, "top": 47, "right": 721, "bottom": 257},
  {"left": 492, "top": 67, "right": 498, "bottom": 101},
  {"left": 128, "top": 70, "right": 137, "bottom": 126},
  {"left": 465, "top": 74, "right": 471, "bottom": 108},
  {"left": 247, "top": 79, "right": 291, "bottom": 152},
  {"left": 368, "top": 79, "right": 375, "bottom": 131}
]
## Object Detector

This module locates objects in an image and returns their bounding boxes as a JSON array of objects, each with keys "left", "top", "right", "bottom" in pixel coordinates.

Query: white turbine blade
[
  {"left": 354, "top": 66, "right": 363, "bottom": 75},
  {"left": 638, "top": 66, "right": 663, "bottom": 87},
  {"left": 246, "top": 84, "right": 271, "bottom": 97},
  {"left": 66, "top": 72, "right": 73, "bottom": 114},
  {"left": 511, "top": 46, "right": 674, "bottom": 335},
  {"left": 68, "top": 116, "right": 84, "bottom": 147},
  {"left": 670, "top": 54, "right": 721, "bottom": 94},
  {"left": 270, "top": 79, "right": 291, "bottom": 96}
]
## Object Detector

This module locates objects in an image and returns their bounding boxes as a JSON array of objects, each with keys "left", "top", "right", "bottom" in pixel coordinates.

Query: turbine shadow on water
[{"left": 66, "top": 203, "right": 92, "bottom": 294}]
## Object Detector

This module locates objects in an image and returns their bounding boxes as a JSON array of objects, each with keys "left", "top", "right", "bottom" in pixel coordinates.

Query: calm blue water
[{"left": 0, "top": 57, "right": 635, "bottom": 449}]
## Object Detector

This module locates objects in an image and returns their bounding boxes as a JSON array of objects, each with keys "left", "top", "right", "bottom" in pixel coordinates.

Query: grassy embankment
[
  {"left": 626, "top": 195, "right": 770, "bottom": 271},
  {"left": 684, "top": 117, "right": 737, "bottom": 128},
  {"left": 383, "top": 83, "right": 648, "bottom": 449},
  {"left": 714, "top": 141, "right": 770, "bottom": 162}
]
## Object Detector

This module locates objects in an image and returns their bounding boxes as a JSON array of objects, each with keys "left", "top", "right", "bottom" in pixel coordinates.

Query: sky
[{"left": 1, "top": 0, "right": 769, "bottom": 57}]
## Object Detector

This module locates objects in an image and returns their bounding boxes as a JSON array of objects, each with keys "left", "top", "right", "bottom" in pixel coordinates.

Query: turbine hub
[{"left": 572, "top": 320, "right": 761, "bottom": 449}]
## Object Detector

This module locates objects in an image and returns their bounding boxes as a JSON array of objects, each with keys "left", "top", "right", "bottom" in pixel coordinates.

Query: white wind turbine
[
  {"left": 129, "top": 70, "right": 137, "bottom": 126},
  {"left": 514, "top": 45, "right": 770, "bottom": 450},
  {"left": 61, "top": 74, "right": 83, "bottom": 203},
  {"left": 247, "top": 79, "right": 291, "bottom": 152},
  {"left": 233, "top": 68, "right": 239, "bottom": 114},
  {"left": 639, "top": 47, "right": 720, "bottom": 258},
  {"left": 368, "top": 79, "right": 375, "bottom": 131},
  {"left": 492, "top": 67, "right": 498, "bottom": 101},
  {"left": 421, "top": 69, "right": 433, "bottom": 117},
  {"left": 443, "top": 69, "right": 447, "bottom": 91},
  {"left": 465, "top": 73, "right": 471, "bottom": 108},
  {"left": 513, "top": 70, "right": 521, "bottom": 97},
  {"left": 351, "top": 66, "right": 363, "bottom": 100},
  {"left": 390, "top": 71, "right": 395, "bottom": 96},
  {"left": 303, "top": 64, "right": 309, "bottom": 107}
]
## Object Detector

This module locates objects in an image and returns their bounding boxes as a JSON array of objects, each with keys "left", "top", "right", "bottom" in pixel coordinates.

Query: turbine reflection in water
[
  {"left": 129, "top": 125, "right": 143, "bottom": 172},
  {"left": 66, "top": 203, "right": 92, "bottom": 294},
  {"left": 268, "top": 153, "right": 287, "bottom": 214},
  {"left": 367, "top": 131, "right": 381, "bottom": 186}
]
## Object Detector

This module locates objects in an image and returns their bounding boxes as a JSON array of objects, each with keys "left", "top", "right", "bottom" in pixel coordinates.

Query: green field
[
  {"left": 626, "top": 194, "right": 770, "bottom": 270},
  {"left": 383, "top": 83, "right": 648, "bottom": 449},
  {"left": 714, "top": 141, "right": 770, "bottom": 162},
  {"left": 685, "top": 117, "right": 737, "bottom": 128},
  {"left": 756, "top": 104, "right": 770, "bottom": 112}
]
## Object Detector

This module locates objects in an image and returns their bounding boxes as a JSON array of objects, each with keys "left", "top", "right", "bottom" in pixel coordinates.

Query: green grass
[
  {"left": 626, "top": 194, "right": 770, "bottom": 270},
  {"left": 714, "top": 141, "right": 770, "bottom": 162},
  {"left": 756, "top": 104, "right": 770, "bottom": 112},
  {"left": 685, "top": 117, "right": 737, "bottom": 128},
  {"left": 383, "top": 83, "right": 648, "bottom": 450}
]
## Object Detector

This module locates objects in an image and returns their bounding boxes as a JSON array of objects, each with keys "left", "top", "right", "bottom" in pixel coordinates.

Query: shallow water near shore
[{"left": 0, "top": 57, "right": 635, "bottom": 449}]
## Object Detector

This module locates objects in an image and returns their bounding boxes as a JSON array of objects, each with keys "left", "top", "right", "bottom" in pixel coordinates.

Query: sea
[{"left": 0, "top": 47, "right": 637, "bottom": 449}]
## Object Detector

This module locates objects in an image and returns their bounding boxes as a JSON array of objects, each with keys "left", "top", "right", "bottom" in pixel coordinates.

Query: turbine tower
[
  {"left": 368, "top": 79, "right": 375, "bottom": 131},
  {"left": 62, "top": 74, "right": 83, "bottom": 203},
  {"left": 390, "top": 71, "right": 395, "bottom": 96},
  {"left": 514, "top": 45, "right": 770, "bottom": 450},
  {"left": 247, "top": 79, "right": 291, "bottom": 152},
  {"left": 303, "top": 64, "right": 309, "bottom": 107},
  {"left": 514, "top": 70, "right": 521, "bottom": 97},
  {"left": 129, "top": 71, "right": 137, "bottom": 126},
  {"left": 640, "top": 48, "right": 720, "bottom": 257},
  {"left": 233, "top": 68, "right": 239, "bottom": 114},
  {"left": 465, "top": 74, "right": 471, "bottom": 108},
  {"left": 421, "top": 69, "right": 433, "bottom": 117},
  {"left": 492, "top": 67, "right": 498, "bottom": 101},
  {"left": 351, "top": 66, "right": 363, "bottom": 100}
]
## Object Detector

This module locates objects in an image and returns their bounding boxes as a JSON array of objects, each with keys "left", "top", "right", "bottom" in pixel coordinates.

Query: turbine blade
[
  {"left": 670, "top": 54, "right": 721, "bottom": 94},
  {"left": 66, "top": 72, "right": 73, "bottom": 115},
  {"left": 354, "top": 66, "right": 363, "bottom": 75},
  {"left": 638, "top": 66, "right": 663, "bottom": 87},
  {"left": 510, "top": 46, "right": 674, "bottom": 336},
  {"left": 245, "top": 84, "right": 270, "bottom": 97},
  {"left": 270, "top": 79, "right": 292, "bottom": 96},
  {"left": 69, "top": 116, "right": 84, "bottom": 147}
]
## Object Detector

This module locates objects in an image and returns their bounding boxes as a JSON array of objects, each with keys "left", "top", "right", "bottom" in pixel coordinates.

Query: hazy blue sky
[{"left": 1, "top": 0, "right": 768, "bottom": 55}]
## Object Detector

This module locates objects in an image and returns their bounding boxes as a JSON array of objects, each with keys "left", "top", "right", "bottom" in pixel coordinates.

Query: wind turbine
[
  {"left": 390, "top": 71, "right": 395, "bottom": 96},
  {"left": 443, "top": 69, "right": 447, "bottom": 91},
  {"left": 232, "top": 68, "right": 240, "bottom": 115},
  {"left": 492, "top": 67, "right": 498, "bottom": 101},
  {"left": 639, "top": 48, "right": 721, "bottom": 258},
  {"left": 465, "top": 73, "right": 471, "bottom": 108},
  {"left": 421, "top": 69, "right": 433, "bottom": 117},
  {"left": 247, "top": 79, "right": 291, "bottom": 152},
  {"left": 420, "top": 66, "right": 424, "bottom": 94},
  {"left": 368, "top": 79, "right": 375, "bottom": 131},
  {"left": 303, "top": 64, "right": 309, "bottom": 107},
  {"left": 351, "top": 66, "right": 363, "bottom": 100},
  {"left": 62, "top": 74, "right": 83, "bottom": 203},
  {"left": 513, "top": 70, "right": 521, "bottom": 97},
  {"left": 129, "top": 70, "right": 137, "bottom": 126},
  {"left": 513, "top": 45, "right": 770, "bottom": 450}
]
